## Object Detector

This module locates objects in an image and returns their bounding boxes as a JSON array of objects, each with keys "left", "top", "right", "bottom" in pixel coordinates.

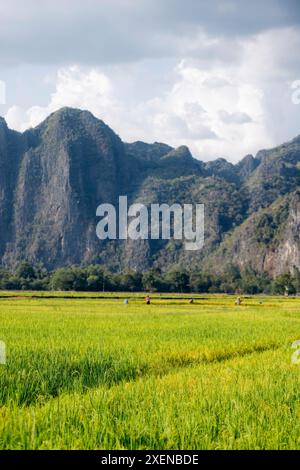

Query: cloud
[
  {"left": 219, "top": 110, "right": 252, "bottom": 124},
  {"left": 5, "top": 66, "right": 118, "bottom": 131},
  {"left": 4, "top": 61, "right": 264, "bottom": 161},
  {"left": 144, "top": 60, "right": 270, "bottom": 160},
  {"left": 3, "top": 16, "right": 300, "bottom": 163},
  {"left": 202, "top": 76, "right": 231, "bottom": 88},
  {"left": 0, "top": 1, "right": 299, "bottom": 66},
  {"left": 5, "top": 106, "right": 27, "bottom": 130}
]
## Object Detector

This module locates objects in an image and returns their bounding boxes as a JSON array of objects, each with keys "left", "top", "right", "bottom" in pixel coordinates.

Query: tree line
[{"left": 1, "top": 262, "right": 300, "bottom": 295}]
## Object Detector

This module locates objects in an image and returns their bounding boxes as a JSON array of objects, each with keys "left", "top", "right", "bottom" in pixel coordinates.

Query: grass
[{"left": 0, "top": 293, "right": 299, "bottom": 449}]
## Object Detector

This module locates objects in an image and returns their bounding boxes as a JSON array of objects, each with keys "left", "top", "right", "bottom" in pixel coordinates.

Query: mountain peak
[
  {"left": 162, "top": 145, "right": 193, "bottom": 161},
  {"left": 33, "top": 107, "right": 122, "bottom": 148},
  {"left": 42, "top": 107, "right": 100, "bottom": 127}
]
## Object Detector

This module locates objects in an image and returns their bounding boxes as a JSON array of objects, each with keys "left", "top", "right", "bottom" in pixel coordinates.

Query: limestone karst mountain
[{"left": 0, "top": 107, "right": 300, "bottom": 277}]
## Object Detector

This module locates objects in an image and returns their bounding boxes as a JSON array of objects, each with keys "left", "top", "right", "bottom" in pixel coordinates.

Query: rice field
[{"left": 0, "top": 292, "right": 299, "bottom": 450}]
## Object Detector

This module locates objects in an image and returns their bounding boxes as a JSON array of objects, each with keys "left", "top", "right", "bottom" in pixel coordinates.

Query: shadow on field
[
  {"left": 160, "top": 343, "right": 280, "bottom": 368},
  {"left": 0, "top": 352, "right": 149, "bottom": 406},
  {"left": 0, "top": 342, "right": 281, "bottom": 407}
]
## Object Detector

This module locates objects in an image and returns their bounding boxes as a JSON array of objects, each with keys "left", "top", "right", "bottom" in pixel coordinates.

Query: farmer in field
[{"left": 145, "top": 295, "right": 151, "bottom": 305}]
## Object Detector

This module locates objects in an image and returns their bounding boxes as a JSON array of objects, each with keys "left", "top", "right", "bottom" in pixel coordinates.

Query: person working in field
[{"left": 145, "top": 295, "right": 151, "bottom": 305}]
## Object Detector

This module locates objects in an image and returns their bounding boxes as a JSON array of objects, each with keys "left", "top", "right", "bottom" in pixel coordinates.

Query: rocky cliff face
[
  {"left": 204, "top": 191, "right": 300, "bottom": 277},
  {"left": 1, "top": 108, "right": 130, "bottom": 269},
  {"left": 0, "top": 118, "right": 23, "bottom": 259},
  {"left": 263, "top": 192, "right": 300, "bottom": 277},
  {"left": 0, "top": 107, "right": 300, "bottom": 276}
]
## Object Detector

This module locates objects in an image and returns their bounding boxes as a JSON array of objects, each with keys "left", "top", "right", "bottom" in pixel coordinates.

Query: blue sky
[{"left": 0, "top": 0, "right": 299, "bottom": 161}]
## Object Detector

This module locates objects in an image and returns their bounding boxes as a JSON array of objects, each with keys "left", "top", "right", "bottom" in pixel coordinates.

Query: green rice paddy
[{"left": 0, "top": 293, "right": 299, "bottom": 449}]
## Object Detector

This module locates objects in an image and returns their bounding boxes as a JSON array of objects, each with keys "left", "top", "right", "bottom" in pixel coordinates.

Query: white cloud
[
  {"left": 5, "top": 66, "right": 118, "bottom": 132},
  {"left": 129, "top": 60, "right": 270, "bottom": 160},
  {"left": 5, "top": 106, "right": 27, "bottom": 130},
  {"left": 202, "top": 76, "right": 231, "bottom": 88},
  {"left": 1, "top": 1, "right": 299, "bottom": 67},
  {"left": 4, "top": 26, "right": 300, "bottom": 162},
  {"left": 219, "top": 110, "right": 252, "bottom": 124},
  {"left": 1, "top": 60, "right": 278, "bottom": 161}
]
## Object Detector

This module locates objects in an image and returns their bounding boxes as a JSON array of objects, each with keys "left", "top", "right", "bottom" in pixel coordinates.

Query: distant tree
[
  {"left": 2, "top": 276, "right": 21, "bottom": 290},
  {"left": 165, "top": 268, "right": 190, "bottom": 293},
  {"left": 238, "top": 267, "right": 272, "bottom": 295},
  {"left": 15, "top": 262, "right": 36, "bottom": 280},
  {"left": 208, "top": 274, "right": 222, "bottom": 293},
  {"left": 86, "top": 275, "right": 101, "bottom": 291},
  {"left": 103, "top": 272, "right": 118, "bottom": 292},
  {"left": 223, "top": 264, "right": 241, "bottom": 282},
  {"left": 271, "top": 273, "right": 296, "bottom": 295},
  {"left": 121, "top": 271, "right": 143, "bottom": 292},
  {"left": 219, "top": 281, "right": 236, "bottom": 294},
  {"left": 0, "top": 268, "right": 10, "bottom": 289},
  {"left": 240, "top": 279, "right": 260, "bottom": 295},
  {"left": 50, "top": 268, "right": 76, "bottom": 291},
  {"left": 29, "top": 278, "right": 49, "bottom": 291},
  {"left": 189, "top": 272, "right": 212, "bottom": 293},
  {"left": 292, "top": 268, "right": 300, "bottom": 294},
  {"left": 256, "top": 272, "right": 272, "bottom": 294},
  {"left": 86, "top": 266, "right": 107, "bottom": 291},
  {"left": 70, "top": 267, "right": 87, "bottom": 291},
  {"left": 142, "top": 268, "right": 164, "bottom": 292}
]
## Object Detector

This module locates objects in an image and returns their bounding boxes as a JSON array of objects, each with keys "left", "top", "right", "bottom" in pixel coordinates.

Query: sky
[{"left": 0, "top": 0, "right": 299, "bottom": 162}]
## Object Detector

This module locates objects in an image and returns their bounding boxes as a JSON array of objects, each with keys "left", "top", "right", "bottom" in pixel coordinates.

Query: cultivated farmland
[{"left": 0, "top": 293, "right": 299, "bottom": 449}]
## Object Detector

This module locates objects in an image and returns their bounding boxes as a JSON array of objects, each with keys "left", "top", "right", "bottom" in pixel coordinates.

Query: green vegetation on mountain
[{"left": 0, "top": 107, "right": 300, "bottom": 278}]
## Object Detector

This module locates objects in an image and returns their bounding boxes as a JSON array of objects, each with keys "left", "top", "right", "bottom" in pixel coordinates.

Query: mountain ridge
[{"left": 0, "top": 106, "right": 300, "bottom": 277}]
